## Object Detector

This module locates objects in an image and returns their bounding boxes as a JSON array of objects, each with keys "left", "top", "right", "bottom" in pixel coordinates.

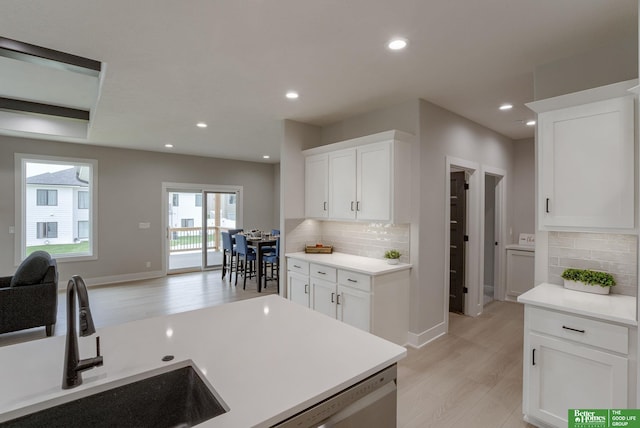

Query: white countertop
[
  {"left": 517, "top": 283, "right": 637, "bottom": 326},
  {"left": 0, "top": 295, "right": 406, "bottom": 427},
  {"left": 285, "top": 252, "right": 412, "bottom": 275}
]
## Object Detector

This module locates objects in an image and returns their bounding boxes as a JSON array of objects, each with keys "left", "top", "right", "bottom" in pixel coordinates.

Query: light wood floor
[{"left": 0, "top": 270, "right": 532, "bottom": 427}]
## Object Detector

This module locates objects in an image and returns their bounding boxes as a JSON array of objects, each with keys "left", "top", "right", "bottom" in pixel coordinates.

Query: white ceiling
[{"left": 1, "top": 0, "right": 637, "bottom": 162}]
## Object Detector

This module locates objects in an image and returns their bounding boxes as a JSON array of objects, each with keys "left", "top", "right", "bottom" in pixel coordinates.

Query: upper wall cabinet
[
  {"left": 303, "top": 130, "right": 413, "bottom": 224},
  {"left": 527, "top": 80, "right": 637, "bottom": 230}
]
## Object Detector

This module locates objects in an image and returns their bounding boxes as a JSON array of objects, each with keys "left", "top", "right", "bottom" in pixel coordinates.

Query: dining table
[{"left": 247, "top": 236, "right": 277, "bottom": 292}]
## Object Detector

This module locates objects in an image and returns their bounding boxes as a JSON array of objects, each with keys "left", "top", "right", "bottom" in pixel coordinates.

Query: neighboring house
[
  {"left": 26, "top": 168, "right": 89, "bottom": 247},
  {"left": 167, "top": 192, "right": 237, "bottom": 230}
]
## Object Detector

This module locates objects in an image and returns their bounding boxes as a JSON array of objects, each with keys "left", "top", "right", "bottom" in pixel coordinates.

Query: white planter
[
  {"left": 563, "top": 279, "right": 610, "bottom": 295},
  {"left": 386, "top": 258, "right": 399, "bottom": 265}
]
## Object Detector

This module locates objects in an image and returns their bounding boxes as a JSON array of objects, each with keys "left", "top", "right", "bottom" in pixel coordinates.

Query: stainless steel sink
[{"left": 3, "top": 361, "right": 228, "bottom": 427}]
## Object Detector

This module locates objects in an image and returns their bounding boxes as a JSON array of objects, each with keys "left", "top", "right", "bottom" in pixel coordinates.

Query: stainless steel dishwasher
[{"left": 273, "top": 364, "right": 398, "bottom": 428}]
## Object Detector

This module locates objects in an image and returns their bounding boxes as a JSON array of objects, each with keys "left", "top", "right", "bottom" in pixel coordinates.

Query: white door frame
[
  {"left": 479, "top": 167, "right": 507, "bottom": 309},
  {"left": 161, "top": 182, "right": 243, "bottom": 275},
  {"left": 444, "top": 156, "right": 480, "bottom": 319}
]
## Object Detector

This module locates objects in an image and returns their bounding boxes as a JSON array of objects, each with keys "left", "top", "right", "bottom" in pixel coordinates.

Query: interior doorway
[
  {"left": 449, "top": 170, "right": 467, "bottom": 314},
  {"left": 483, "top": 175, "right": 497, "bottom": 304},
  {"left": 163, "top": 183, "right": 242, "bottom": 274}
]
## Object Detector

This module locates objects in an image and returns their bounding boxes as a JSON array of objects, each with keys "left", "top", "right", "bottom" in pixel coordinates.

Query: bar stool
[
  {"left": 221, "top": 232, "right": 236, "bottom": 280},
  {"left": 262, "top": 237, "right": 280, "bottom": 293},
  {"left": 234, "top": 234, "right": 256, "bottom": 289}
]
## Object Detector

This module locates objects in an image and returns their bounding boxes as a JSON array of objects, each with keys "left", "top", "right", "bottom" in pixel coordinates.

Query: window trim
[{"left": 15, "top": 153, "right": 98, "bottom": 264}]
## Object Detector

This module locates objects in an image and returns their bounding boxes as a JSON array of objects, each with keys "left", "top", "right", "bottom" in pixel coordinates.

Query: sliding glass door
[{"left": 165, "top": 186, "right": 240, "bottom": 273}]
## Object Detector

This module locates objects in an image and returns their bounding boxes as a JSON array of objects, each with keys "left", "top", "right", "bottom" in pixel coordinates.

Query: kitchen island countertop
[{"left": 0, "top": 295, "right": 406, "bottom": 427}]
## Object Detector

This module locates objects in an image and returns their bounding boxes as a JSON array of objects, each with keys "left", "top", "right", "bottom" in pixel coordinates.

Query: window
[
  {"left": 78, "top": 221, "right": 89, "bottom": 239},
  {"left": 181, "top": 218, "right": 194, "bottom": 228},
  {"left": 17, "top": 154, "right": 97, "bottom": 261},
  {"left": 172, "top": 194, "right": 179, "bottom": 207},
  {"left": 36, "top": 189, "right": 57, "bottom": 206},
  {"left": 195, "top": 194, "right": 202, "bottom": 207},
  {"left": 36, "top": 222, "right": 58, "bottom": 239},
  {"left": 78, "top": 191, "right": 89, "bottom": 209}
]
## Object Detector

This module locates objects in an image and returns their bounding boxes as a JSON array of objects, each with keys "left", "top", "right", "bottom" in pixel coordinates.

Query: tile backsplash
[
  {"left": 285, "top": 220, "right": 410, "bottom": 263},
  {"left": 548, "top": 231, "right": 637, "bottom": 296}
]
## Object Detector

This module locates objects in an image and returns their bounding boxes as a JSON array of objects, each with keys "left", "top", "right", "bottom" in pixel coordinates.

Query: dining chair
[
  {"left": 262, "top": 237, "right": 280, "bottom": 293},
  {"left": 221, "top": 232, "right": 236, "bottom": 280},
  {"left": 234, "top": 234, "right": 256, "bottom": 289},
  {"left": 261, "top": 229, "right": 280, "bottom": 255}
]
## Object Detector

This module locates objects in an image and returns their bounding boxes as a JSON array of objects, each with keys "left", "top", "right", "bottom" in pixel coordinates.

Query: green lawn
[{"left": 27, "top": 242, "right": 90, "bottom": 256}]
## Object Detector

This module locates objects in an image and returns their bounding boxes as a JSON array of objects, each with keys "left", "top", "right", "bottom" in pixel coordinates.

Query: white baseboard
[
  {"left": 57, "top": 270, "right": 165, "bottom": 290},
  {"left": 406, "top": 321, "right": 447, "bottom": 349}
]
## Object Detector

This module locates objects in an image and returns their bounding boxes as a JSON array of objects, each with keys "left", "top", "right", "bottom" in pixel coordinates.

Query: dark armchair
[{"left": 0, "top": 251, "right": 58, "bottom": 336}]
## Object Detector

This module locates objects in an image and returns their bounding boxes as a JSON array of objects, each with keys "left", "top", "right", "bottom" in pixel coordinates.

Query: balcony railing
[{"left": 169, "top": 227, "right": 230, "bottom": 253}]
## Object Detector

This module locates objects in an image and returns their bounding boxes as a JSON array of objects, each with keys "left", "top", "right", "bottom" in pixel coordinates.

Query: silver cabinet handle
[
  {"left": 323, "top": 201, "right": 327, "bottom": 211},
  {"left": 293, "top": 265, "right": 301, "bottom": 268},
  {"left": 331, "top": 292, "right": 335, "bottom": 303},
  {"left": 350, "top": 201, "right": 355, "bottom": 211},
  {"left": 304, "top": 284, "right": 308, "bottom": 294},
  {"left": 356, "top": 201, "right": 360, "bottom": 211},
  {"left": 336, "top": 294, "right": 341, "bottom": 305},
  {"left": 317, "top": 271, "right": 326, "bottom": 275},
  {"left": 347, "top": 278, "right": 358, "bottom": 283}
]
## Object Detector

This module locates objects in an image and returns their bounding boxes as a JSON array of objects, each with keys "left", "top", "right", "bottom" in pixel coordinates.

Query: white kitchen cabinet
[
  {"left": 285, "top": 253, "right": 410, "bottom": 345},
  {"left": 505, "top": 246, "right": 534, "bottom": 301},
  {"left": 304, "top": 154, "right": 329, "bottom": 219},
  {"left": 303, "top": 130, "right": 412, "bottom": 223},
  {"left": 287, "top": 271, "right": 310, "bottom": 308},
  {"left": 518, "top": 286, "right": 637, "bottom": 428},
  {"left": 527, "top": 83, "right": 636, "bottom": 230}
]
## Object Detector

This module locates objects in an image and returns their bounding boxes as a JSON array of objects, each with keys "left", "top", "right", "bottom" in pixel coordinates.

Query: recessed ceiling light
[
  {"left": 499, "top": 104, "right": 513, "bottom": 111},
  {"left": 263, "top": 155, "right": 270, "bottom": 159},
  {"left": 164, "top": 144, "right": 173, "bottom": 148},
  {"left": 196, "top": 122, "right": 207, "bottom": 128},
  {"left": 286, "top": 91, "right": 299, "bottom": 99},
  {"left": 388, "top": 38, "right": 408, "bottom": 50},
  {"left": 526, "top": 120, "right": 536, "bottom": 126}
]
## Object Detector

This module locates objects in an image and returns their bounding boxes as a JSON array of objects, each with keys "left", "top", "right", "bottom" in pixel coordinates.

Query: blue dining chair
[
  {"left": 221, "top": 232, "right": 236, "bottom": 280},
  {"left": 262, "top": 237, "right": 280, "bottom": 293},
  {"left": 261, "top": 229, "right": 280, "bottom": 254},
  {"left": 234, "top": 234, "right": 256, "bottom": 289}
]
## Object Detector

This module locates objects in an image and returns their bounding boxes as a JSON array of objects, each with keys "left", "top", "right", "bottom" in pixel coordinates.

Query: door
[
  {"left": 288, "top": 271, "right": 310, "bottom": 308},
  {"left": 167, "top": 188, "right": 238, "bottom": 273},
  {"left": 305, "top": 154, "right": 329, "bottom": 218},
  {"left": 449, "top": 171, "right": 466, "bottom": 313},
  {"left": 356, "top": 142, "right": 391, "bottom": 221},
  {"left": 338, "top": 286, "right": 370, "bottom": 332},
  {"left": 528, "top": 333, "right": 628, "bottom": 427},
  {"left": 311, "top": 278, "right": 337, "bottom": 318},
  {"left": 328, "top": 149, "right": 357, "bottom": 220}
]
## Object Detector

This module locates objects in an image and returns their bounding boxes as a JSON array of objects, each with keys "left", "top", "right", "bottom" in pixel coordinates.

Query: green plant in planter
[
  {"left": 384, "top": 249, "right": 401, "bottom": 259},
  {"left": 561, "top": 268, "right": 616, "bottom": 288}
]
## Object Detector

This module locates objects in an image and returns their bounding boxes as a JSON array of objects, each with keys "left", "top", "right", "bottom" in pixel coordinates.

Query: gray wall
[
  {"left": 511, "top": 138, "right": 535, "bottom": 239},
  {"left": 0, "top": 135, "right": 277, "bottom": 283},
  {"left": 534, "top": 36, "right": 638, "bottom": 100}
]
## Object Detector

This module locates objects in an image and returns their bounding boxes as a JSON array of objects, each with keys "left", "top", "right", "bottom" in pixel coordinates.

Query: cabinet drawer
[
  {"left": 338, "top": 270, "right": 371, "bottom": 292},
  {"left": 528, "top": 307, "right": 628, "bottom": 354},
  {"left": 287, "top": 259, "right": 309, "bottom": 275},
  {"left": 310, "top": 263, "right": 337, "bottom": 281}
]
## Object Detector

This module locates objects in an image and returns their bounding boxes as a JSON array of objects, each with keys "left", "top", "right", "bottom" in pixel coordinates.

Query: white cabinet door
[
  {"left": 328, "top": 149, "right": 357, "bottom": 220},
  {"left": 338, "top": 286, "right": 370, "bottom": 332},
  {"left": 305, "top": 154, "right": 329, "bottom": 218},
  {"left": 356, "top": 142, "right": 391, "bottom": 221},
  {"left": 528, "top": 333, "right": 628, "bottom": 427},
  {"left": 506, "top": 249, "right": 534, "bottom": 299},
  {"left": 311, "top": 278, "right": 337, "bottom": 319},
  {"left": 539, "top": 96, "right": 634, "bottom": 229},
  {"left": 288, "top": 271, "right": 310, "bottom": 308}
]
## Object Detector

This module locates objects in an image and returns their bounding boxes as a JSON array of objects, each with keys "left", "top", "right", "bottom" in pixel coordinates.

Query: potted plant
[
  {"left": 384, "top": 249, "right": 401, "bottom": 265},
  {"left": 560, "top": 268, "right": 616, "bottom": 295}
]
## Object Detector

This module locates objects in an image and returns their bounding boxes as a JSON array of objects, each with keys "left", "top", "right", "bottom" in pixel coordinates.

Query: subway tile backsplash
[
  {"left": 286, "top": 220, "right": 410, "bottom": 263},
  {"left": 548, "top": 231, "right": 637, "bottom": 296}
]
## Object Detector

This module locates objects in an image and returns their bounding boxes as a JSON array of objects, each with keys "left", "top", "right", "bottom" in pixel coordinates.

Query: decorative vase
[
  {"left": 563, "top": 279, "right": 610, "bottom": 295},
  {"left": 387, "top": 258, "right": 399, "bottom": 265}
]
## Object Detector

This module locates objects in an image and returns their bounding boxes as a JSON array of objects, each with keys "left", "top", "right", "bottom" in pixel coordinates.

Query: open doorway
[
  {"left": 483, "top": 175, "right": 497, "bottom": 305},
  {"left": 449, "top": 169, "right": 467, "bottom": 314}
]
